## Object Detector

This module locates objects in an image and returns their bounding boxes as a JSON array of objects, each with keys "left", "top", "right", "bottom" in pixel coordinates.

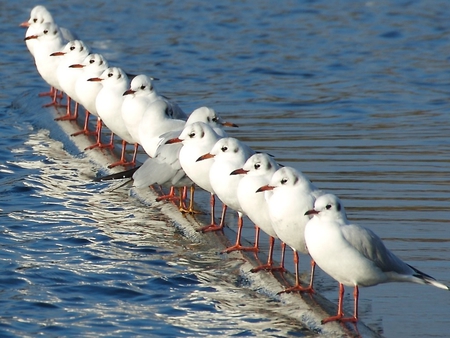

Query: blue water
[{"left": 1, "top": 0, "right": 450, "bottom": 337}]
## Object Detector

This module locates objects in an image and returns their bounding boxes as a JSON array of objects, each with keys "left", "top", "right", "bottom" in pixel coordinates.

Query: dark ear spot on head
[{"left": 337, "top": 203, "right": 341, "bottom": 212}]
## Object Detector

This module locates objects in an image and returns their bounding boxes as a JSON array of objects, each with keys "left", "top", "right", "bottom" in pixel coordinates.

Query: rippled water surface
[{"left": 1, "top": 0, "right": 450, "bottom": 337}]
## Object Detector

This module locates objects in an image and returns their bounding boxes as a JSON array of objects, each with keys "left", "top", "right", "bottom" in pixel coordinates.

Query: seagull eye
[
  {"left": 326, "top": 204, "right": 332, "bottom": 210},
  {"left": 189, "top": 132, "right": 195, "bottom": 138},
  {"left": 70, "top": 46, "right": 75, "bottom": 51},
  {"left": 281, "top": 178, "right": 288, "bottom": 184},
  {"left": 33, "top": 18, "right": 38, "bottom": 23},
  {"left": 221, "top": 146, "right": 228, "bottom": 152},
  {"left": 254, "top": 163, "right": 260, "bottom": 170},
  {"left": 43, "top": 29, "right": 48, "bottom": 34},
  {"left": 108, "top": 73, "right": 113, "bottom": 77},
  {"left": 89, "top": 59, "right": 95, "bottom": 64},
  {"left": 140, "top": 85, "right": 146, "bottom": 90}
]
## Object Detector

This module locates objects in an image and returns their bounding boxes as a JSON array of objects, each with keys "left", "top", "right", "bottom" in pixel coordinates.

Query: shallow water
[{"left": 1, "top": 0, "right": 450, "bottom": 337}]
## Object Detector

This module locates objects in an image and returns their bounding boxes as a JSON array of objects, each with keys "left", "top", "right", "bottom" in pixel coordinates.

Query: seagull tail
[
  {"left": 408, "top": 264, "right": 450, "bottom": 291},
  {"left": 93, "top": 166, "right": 140, "bottom": 182}
]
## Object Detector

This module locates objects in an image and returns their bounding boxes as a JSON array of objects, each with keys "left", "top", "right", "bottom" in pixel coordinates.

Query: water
[{"left": 1, "top": 0, "right": 450, "bottom": 337}]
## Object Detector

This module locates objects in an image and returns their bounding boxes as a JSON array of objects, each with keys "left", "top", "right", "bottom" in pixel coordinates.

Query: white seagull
[
  {"left": 197, "top": 137, "right": 256, "bottom": 253},
  {"left": 258, "top": 166, "right": 322, "bottom": 294},
  {"left": 53, "top": 40, "right": 91, "bottom": 121},
  {"left": 24, "top": 22, "right": 64, "bottom": 107},
  {"left": 88, "top": 67, "right": 136, "bottom": 168},
  {"left": 232, "top": 153, "right": 284, "bottom": 272},
  {"left": 72, "top": 53, "right": 109, "bottom": 137},
  {"left": 304, "top": 193, "right": 449, "bottom": 324}
]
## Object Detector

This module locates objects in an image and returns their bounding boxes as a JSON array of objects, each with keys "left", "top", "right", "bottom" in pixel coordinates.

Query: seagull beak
[
  {"left": 20, "top": 21, "right": 31, "bottom": 28},
  {"left": 230, "top": 168, "right": 248, "bottom": 175},
  {"left": 87, "top": 77, "right": 103, "bottom": 82},
  {"left": 304, "top": 209, "right": 319, "bottom": 216},
  {"left": 256, "top": 184, "right": 274, "bottom": 193},
  {"left": 221, "top": 121, "right": 239, "bottom": 128},
  {"left": 165, "top": 137, "right": 182, "bottom": 144},
  {"left": 24, "top": 35, "right": 38, "bottom": 41},
  {"left": 69, "top": 64, "right": 84, "bottom": 68},
  {"left": 196, "top": 153, "right": 215, "bottom": 162},
  {"left": 123, "top": 89, "right": 136, "bottom": 96},
  {"left": 50, "top": 51, "right": 66, "bottom": 56}
]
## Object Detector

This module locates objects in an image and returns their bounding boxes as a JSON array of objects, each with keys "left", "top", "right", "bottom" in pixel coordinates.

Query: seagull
[
  {"left": 24, "top": 22, "right": 65, "bottom": 107},
  {"left": 164, "top": 108, "right": 237, "bottom": 213},
  {"left": 232, "top": 153, "right": 285, "bottom": 272},
  {"left": 72, "top": 53, "right": 109, "bottom": 137},
  {"left": 138, "top": 99, "right": 186, "bottom": 158},
  {"left": 97, "top": 109, "right": 236, "bottom": 211},
  {"left": 304, "top": 193, "right": 450, "bottom": 324},
  {"left": 122, "top": 74, "right": 160, "bottom": 146},
  {"left": 197, "top": 137, "right": 256, "bottom": 253},
  {"left": 53, "top": 40, "right": 91, "bottom": 121},
  {"left": 20, "top": 5, "right": 77, "bottom": 52},
  {"left": 88, "top": 67, "right": 136, "bottom": 168},
  {"left": 258, "top": 166, "right": 322, "bottom": 294}
]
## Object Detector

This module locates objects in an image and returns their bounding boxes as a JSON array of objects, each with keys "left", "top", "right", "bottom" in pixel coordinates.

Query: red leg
[
  {"left": 156, "top": 186, "right": 182, "bottom": 203},
  {"left": 39, "top": 86, "right": 54, "bottom": 97},
  {"left": 72, "top": 110, "right": 96, "bottom": 136},
  {"left": 278, "top": 250, "right": 314, "bottom": 294},
  {"left": 43, "top": 88, "right": 63, "bottom": 108},
  {"left": 85, "top": 119, "right": 114, "bottom": 150},
  {"left": 109, "top": 140, "right": 135, "bottom": 168},
  {"left": 322, "top": 284, "right": 359, "bottom": 324},
  {"left": 199, "top": 203, "right": 226, "bottom": 232},
  {"left": 222, "top": 213, "right": 259, "bottom": 253},
  {"left": 55, "top": 95, "right": 74, "bottom": 120},
  {"left": 131, "top": 143, "right": 139, "bottom": 165},
  {"left": 251, "top": 236, "right": 286, "bottom": 273}
]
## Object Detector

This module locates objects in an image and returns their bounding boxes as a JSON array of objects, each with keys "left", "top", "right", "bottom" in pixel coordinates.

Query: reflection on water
[{"left": 2, "top": 129, "right": 316, "bottom": 337}]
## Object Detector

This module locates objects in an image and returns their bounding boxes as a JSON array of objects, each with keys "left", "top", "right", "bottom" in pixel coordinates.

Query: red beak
[
  {"left": 123, "top": 89, "right": 136, "bottom": 96},
  {"left": 165, "top": 137, "right": 182, "bottom": 144},
  {"left": 69, "top": 64, "right": 85, "bottom": 68},
  {"left": 50, "top": 51, "right": 66, "bottom": 56},
  {"left": 87, "top": 77, "right": 103, "bottom": 82},
  {"left": 222, "top": 121, "right": 239, "bottom": 128},
  {"left": 20, "top": 21, "right": 30, "bottom": 28},
  {"left": 230, "top": 168, "right": 248, "bottom": 175},
  {"left": 196, "top": 153, "right": 215, "bottom": 162},
  {"left": 24, "top": 35, "right": 38, "bottom": 41},
  {"left": 304, "top": 209, "right": 319, "bottom": 216},
  {"left": 256, "top": 184, "right": 274, "bottom": 193}
]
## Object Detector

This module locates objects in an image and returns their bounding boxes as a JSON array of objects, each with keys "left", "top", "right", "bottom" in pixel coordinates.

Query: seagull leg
[
  {"left": 278, "top": 250, "right": 314, "bottom": 294},
  {"left": 179, "top": 186, "right": 203, "bottom": 214},
  {"left": 156, "top": 186, "right": 180, "bottom": 202},
  {"left": 251, "top": 235, "right": 286, "bottom": 273},
  {"left": 322, "top": 284, "right": 359, "bottom": 324},
  {"left": 198, "top": 203, "right": 226, "bottom": 232},
  {"left": 279, "top": 241, "right": 286, "bottom": 271},
  {"left": 85, "top": 119, "right": 114, "bottom": 150},
  {"left": 131, "top": 143, "right": 139, "bottom": 166},
  {"left": 43, "top": 88, "right": 63, "bottom": 108},
  {"left": 222, "top": 213, "right": 259, "bottom": 253},
  {"left": 55, "top": 95, "right": 75, "bottom": 120},
  {"left": 108, "top": 140, "right": 135, "bottom": 168},
  {"left": 38, "top": 85, "right": 54, "bottom": 98},
  {"left": 72, "top": 110, "right": 96, "bottom": 136}
]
